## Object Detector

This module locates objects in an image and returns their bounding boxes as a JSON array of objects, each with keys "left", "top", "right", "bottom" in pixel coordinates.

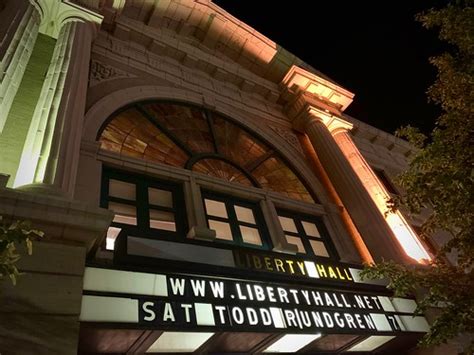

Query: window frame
[
  {"left": 202, "top": 190, "right": 272, "bottom": 250},
  {"left": 100, "top": 167, "right": 188, "bottom": 248},
  {"left": 372, "top": 167, "right": 399, "bottom": 195},
  {"left": 277, "top": 209, "right": 339, "bottom": 260}
]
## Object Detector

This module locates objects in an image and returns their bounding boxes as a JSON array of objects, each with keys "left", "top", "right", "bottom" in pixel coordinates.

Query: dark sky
[{"left": 213, "top": 1, "right": 448, "bottom": 134}]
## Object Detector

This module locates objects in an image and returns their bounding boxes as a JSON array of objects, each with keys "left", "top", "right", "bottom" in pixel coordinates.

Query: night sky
[{"left": 213, "top": 1, "right": 448, "bottom": 135}]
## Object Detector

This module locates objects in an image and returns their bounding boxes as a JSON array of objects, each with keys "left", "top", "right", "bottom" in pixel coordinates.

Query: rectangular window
[
  {"left": 101, "top": 168, "right": 186, "bottom": 250},
  {"left": 278, "top": 211, "right": 338, "bottom": 259},
  {"left": 202, "top": 192, "right": 270, "bottom": 250}
]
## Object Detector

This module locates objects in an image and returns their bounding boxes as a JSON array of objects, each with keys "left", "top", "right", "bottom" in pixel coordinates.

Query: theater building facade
[{"left": 0, "top": 0, "right": 453, "bottom": 354}]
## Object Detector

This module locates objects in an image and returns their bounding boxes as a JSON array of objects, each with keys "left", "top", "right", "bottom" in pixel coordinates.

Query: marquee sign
[
  {"left": 80, "top": 267, "right": 429, "bottom": 335},
  {"left": 122, "top": 235, "right": 381, "bottom": 287}
]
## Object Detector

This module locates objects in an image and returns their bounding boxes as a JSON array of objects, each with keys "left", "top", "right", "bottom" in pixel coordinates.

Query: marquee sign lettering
[
  {"left": 233, "top": 250, "right": 357, "bottom": 283},
  {"left": 80, "top": 267, "right": 430, "bottom": 335},
  {"left": 139, "top": 275, "right": 390, "bottom": 333}
]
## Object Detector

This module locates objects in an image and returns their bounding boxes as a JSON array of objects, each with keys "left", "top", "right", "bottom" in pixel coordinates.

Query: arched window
[
  {"left": 97, "top": 101, "right": 340, "bottom": 261},
  {"left": 98, "top": 101, "right": 315, "bottom": 203}
]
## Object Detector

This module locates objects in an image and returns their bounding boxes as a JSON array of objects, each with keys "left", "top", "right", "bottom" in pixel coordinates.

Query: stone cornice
[
  {"left": 109, "top": 16, "right": 280, "bottom": 98},
  {"left": 0, "top": 186, "right": 113, "bottom": 252},
  {"left": 74, "top": 0, "right": 339, "bottom": 86},
  {"left": 281, "top": 65, "right": 355, "bottom": 112},
  {"left": 90, "top": 34, "right": 284, "bottom": 110},
  {"left": 345, "top": 114, "right": 415, "bottom": 157},
  {"left": 281, "top": 65, "right": 414, "bottom": 157}
]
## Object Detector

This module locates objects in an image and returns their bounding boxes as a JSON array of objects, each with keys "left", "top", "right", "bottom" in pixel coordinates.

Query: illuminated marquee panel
[
  {"left": 80, "top": 267, "right": 429, "bottom": 335},
  {"left": 120, "top": 236, "right": 383, "bottom": 286}
]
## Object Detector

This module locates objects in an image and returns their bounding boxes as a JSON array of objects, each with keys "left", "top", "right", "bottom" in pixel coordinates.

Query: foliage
[
  {"left": 362, "top": 1, "right": 474, "bottom": 352},
  {"left": 0, "top": 217, "right": 44, "bottom": 285}
]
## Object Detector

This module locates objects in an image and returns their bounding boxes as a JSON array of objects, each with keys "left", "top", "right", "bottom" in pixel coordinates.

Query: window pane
[
  {"left": 109, "top": 202, "right": 137, "bottom": 225},
  {"left": 106, "top": 226, "right": 121, "bottom": 250},
  {"left": 240, "top": 226, "right": 262, "bottom": 245},
  {"left": 209, "top": 220, "right": 233, "bottom": 241},
  {"left": 148, "top": 187, "right": 173, "bottom": 208},
  {"left": 204, "top": 199, "right": 228, "bottom": 218},
  {"left": 302, "top": 221, "right": 321, "bottom": 238},
  {"left": 309, "top": 239, "right": 330, "bottom": 257},
  {"left": 109, "top": 179, "right": 136, "bottom": 200},
  {"left": 278, "top": 216, "right": 298, "bottom": 233},
  {"left": 150, "top": 210, "right": 176, "bottom": 231},
  {"left": 235, "top": 205, "right": 256, "bottom": 224},
  {"left": 285, "top": 235, "right": 306, "bottom": 253}
]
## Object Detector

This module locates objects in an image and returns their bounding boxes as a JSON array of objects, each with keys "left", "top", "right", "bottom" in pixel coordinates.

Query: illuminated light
[
  {"left": 146, "top": 332, "right": 214, "bottom": 353},
  {"left": 105, "top": 227, "right": 121, "bottom": 250},
  {"left": 304, "top": 261, "right": 319, "bottom": 278},
  {"left": 83, "top": 267, "right": 168, "bottom": 296},
  {"left": 370, "top": 313, "right": 392, "bottom": 331},
  {"left": 347, "top": 335, "right": 395, "bottom": 352},
  {"left": 269, "top": 307, "right": 286, "bottom": 328},
  {"left": 263, "top": 333, "right": 322, "bottom": 353},
  {"left": 391, "top": 297, "right": 417, "bottom": 313},
  {"left": 398, "top": 315, "right": 430, "bottom": 332},
  {"left": 13, "top": 157, "right": 38, "bottom": 188},
  {"left": 79, "top": 295, "right": 138, "bottom": 323},
  {"left": 377, "top": 296, "right": 396, "bottom": 312},
  {"left": 194, "top": 303, "right": 215, "bottom": 326},
  {"left": 385, "top": 212, "right": 431, "bottom": 262}
]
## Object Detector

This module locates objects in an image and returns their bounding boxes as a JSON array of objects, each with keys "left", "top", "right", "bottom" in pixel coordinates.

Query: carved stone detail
[
  {"left": 89, "top": 60, "right": 135, "bottom": 87},
  {"left": 269, "top": 125, "right": 303, "bottom": 154}
]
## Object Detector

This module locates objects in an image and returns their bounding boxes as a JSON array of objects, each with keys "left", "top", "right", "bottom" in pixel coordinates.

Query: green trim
[{"left": 101, "top": 167, "right": 188, "bottom": 242}]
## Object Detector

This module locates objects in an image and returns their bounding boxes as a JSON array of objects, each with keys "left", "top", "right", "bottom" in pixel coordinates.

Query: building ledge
[{"left": 0, "top": 186, "right": 113, "bottom": 252}]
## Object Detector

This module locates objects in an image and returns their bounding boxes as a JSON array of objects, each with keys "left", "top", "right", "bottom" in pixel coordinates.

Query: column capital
[
  {"left": 288, "top": 94, "right": 354, "bottom": 135},
  {"left": 281, "top": 65, "right": 354, "bottom": 135},
  {"left": 30, "top": 0, "right": 103, "bottom": 39}
]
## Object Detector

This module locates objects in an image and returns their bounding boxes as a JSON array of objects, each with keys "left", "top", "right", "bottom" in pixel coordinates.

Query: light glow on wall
[
  {"left": 385, "top": 213, "right": 431, "bottom": 262},
  {"left": 333, "top": 131, "right": 431, "bottom": 263},
  {"left": 105, "top": 226, "right": 121, "bottom": 250}
]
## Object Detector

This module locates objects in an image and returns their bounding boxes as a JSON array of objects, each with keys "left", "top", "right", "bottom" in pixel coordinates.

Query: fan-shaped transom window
[{"left": 98, "top": 101, "right": 315, "bottom": 203}]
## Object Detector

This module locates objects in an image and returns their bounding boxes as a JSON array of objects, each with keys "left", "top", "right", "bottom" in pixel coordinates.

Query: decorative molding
[
  {"left": 30, "top": 0, "right": 103, "bottom": 39},
  {"left": 281, "top": 65, "right": 354, "bottom": 112},
  {"left": 269, "top": 125, "right": 303, "bottom": 154},
  {"left": 307, "top": 107, "right": 353, "bottom": 135},
  {"left": 89, "top": 59, "right": 135, "bottom": 86}
]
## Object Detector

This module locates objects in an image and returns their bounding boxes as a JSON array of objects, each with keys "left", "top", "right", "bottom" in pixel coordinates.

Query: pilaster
[
  {"left": 333, "top": 129, "right": 431, "bottom": 262},
  {"left": 0, "top": 2, "right": 40, "bottom": 133},
  {"left": 281, "top": 65, "right": 416, "bottom": 264},
  {"left": 13, "top": 2, "right": 102, "bottom": 197}
]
